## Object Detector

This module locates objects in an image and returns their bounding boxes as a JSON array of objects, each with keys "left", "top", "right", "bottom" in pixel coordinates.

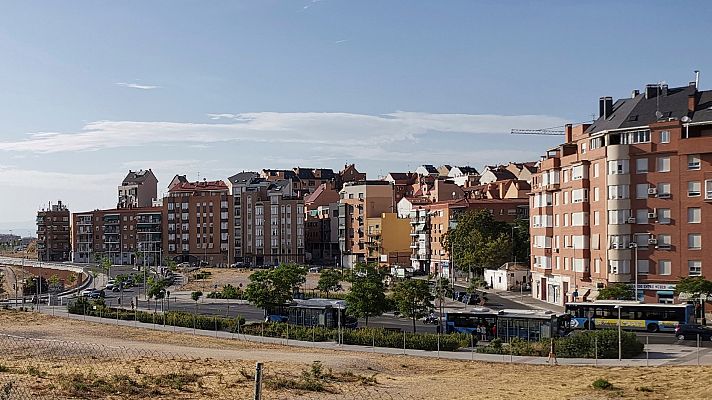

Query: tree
[
  {"left": 191, "top": 291, "right": 203, "bottom": 331},
  {"left": 443, "top": 209, "right": 512, "bottom": 277},
  {"left": 675, "top": 277, "right": 712, "bottom": 323},
  {"left": 244, "top": 263, "right": 307, "bottom": 310},
  {"left": 512, "top": 217, "right": 530, "bottom": 264},
  {"left": 48, "top": 274, "right": 60, "bottom": 293},
  {"left": 0, "top": 273, "right": 6, "bottom": 297},
  {"left": 392, "top": 279, "right": 434, "bottom": 333},
  {"left": 597, "top": 283, "right": 635, "bottom": 300},
  {"left": 345, "top": 264, "right": 388, "bottom": 326},
  {"left": 67, "top": 273, "right": 77, "bottom": 289},
  {"left": 317, "top": 269, "right": 342, "bottom": 298},
  {"left": 100, "top": 257, "right": 112, "bottom": 280}
]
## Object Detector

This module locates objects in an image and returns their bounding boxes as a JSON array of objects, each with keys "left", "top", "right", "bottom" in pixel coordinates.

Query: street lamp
[
  {"left": 510, "top": 225, "right": 519, "bottom": 264},
  {"left": 615, "top": 305, "right": 622, "bottom": 361},
  {"left": 629, "top": 242, "right": 639, "bottom": 301}
]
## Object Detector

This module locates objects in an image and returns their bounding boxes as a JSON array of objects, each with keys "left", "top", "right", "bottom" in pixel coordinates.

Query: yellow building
[{"left": 366, "top": 212, "right": 411, "bottom": 266}]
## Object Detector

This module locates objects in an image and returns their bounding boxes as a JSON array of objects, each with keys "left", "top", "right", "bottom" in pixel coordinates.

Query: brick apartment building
[
  {"left": 228, "top": 172, "right": 305, "bottom": 266},
  {"left": 338, "top": 181, "right": 395, "bottom": 268},
  {"left": 72, "top": 207, "right": 162, "bottom": 265},
  {"left": 117, "top": 169, "right": 158, "bottom": 208},
  {"left": 530, "top": 79, "right": 712, "bottom": 306},
  {"left": 304, "top": 184, "right": 341, "bottom": 265},
  {"left": 163, "top": 178, "right": 232, "bottom": 266},
  {"left": 409, "top": 198, "right": 529, "bottom": 275},
  {"left": 36, "top": 201, "right": 71, "bottom": 261}
]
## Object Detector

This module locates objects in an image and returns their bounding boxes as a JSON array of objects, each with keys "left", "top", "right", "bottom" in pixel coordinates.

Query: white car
[
  {"left": 81, "top": 289, "right": 93, "bottom": 297},
  {"left": 105, "top": 283, "right": 114, "bottom": 290}
]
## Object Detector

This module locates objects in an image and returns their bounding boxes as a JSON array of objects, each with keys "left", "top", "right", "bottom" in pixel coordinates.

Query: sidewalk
[{"left": 27, "top": 306, "right": 712, "bottom": 367}]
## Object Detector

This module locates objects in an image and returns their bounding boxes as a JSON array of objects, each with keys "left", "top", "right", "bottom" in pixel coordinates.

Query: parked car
[
  {"left": 81, "top": 289, "right": 94, "bottom": 297},
  {"left": 89, "top": 289, "right": 105, "bottom": 299},
  {"left": 308, "top": 267, "right": 322, "bottom": 273},
  {"left": 177, "top": 262, "right": 190, "bottom": 268},
  {"left": 675, "top": 324, "right": 712, "bottom": 341}
]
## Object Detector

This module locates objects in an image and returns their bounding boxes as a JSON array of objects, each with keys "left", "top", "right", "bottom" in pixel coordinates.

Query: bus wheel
[{"left": 646, "top": 323, "right": 659, "bottom": 333}]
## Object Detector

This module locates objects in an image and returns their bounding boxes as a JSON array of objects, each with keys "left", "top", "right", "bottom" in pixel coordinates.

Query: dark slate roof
[
  {"left": 586, "top": 84, "right": 712, "bottom": 134},
  {"left": 268, "top": 179, "right": 292, "bottom": 192},
  {"left": 228, "top": 171, "right": 260, "bottom": 184},
  {"left": 419, "top": 164, "right": 438, "bottom": 173},
  {"left": 456, "top": 166, "right": 479, "bottom": 175},
  {"left": 122, "top": 169, "right": 154, "bottom": 184},
  {"left": 311, "top": 168, "right": 336, "bottom": 180},
  {"left": 294, "top": 168, "right": 316, "bottom": 180}
]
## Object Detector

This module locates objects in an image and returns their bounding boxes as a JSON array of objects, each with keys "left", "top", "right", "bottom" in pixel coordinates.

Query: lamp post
[
  {"left": 510, "top": 225, "right": 519, "bottom": 264},
  {"left": 615, "top": 305, "right": 622, "bottom": 361},
  {"left": 629, "top": 242, "right": 638, "bottom": 301}
]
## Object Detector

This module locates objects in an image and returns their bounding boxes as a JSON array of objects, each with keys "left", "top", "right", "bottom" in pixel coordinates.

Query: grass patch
[
  {"left": 636, "top": 386, "right": 654, "bottom": 392},
  {"left": 56, "top": 371, "right": 202, "bottom": 397},
  {"left": 265, "top": 362, "right": 378, "bottom": 394},
  {"left": 592, "top": 378, "right": 613, "bottom": 390},
  {"left": 26, "top": 366, "right": 46, "bottom": 378},
  {"left": 0, "top": 364, "right": 9, "bottom": 373},
  {"left": 144, "top": 372, "right": 201, "bottom": 391}
]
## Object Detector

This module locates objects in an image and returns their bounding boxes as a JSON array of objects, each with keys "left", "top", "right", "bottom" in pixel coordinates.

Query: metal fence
[{"left": 0, "top": 334, "right": 411, "bottom": 400}]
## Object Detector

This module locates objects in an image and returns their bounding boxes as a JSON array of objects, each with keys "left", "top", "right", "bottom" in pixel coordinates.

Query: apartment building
[
  {"left": 36, "top": 201, "right": 71, "bottom": 261},
  {"left": 338, "top": 181, "right": 395, "bottom": 268},
  {"left": 530, "top": 79, "right": 712, "bottom": 306},
  {"left": 409, "top": 198, "right": 529, "bottom": 275},
  {"left": 365, "top": 212, "right": 411, "bottom": 266},
  {"left": 163, "top": 179, "right": 231, "bottom": 266},
  {"left": 228, "top": 172, "right": 305, "bottom": 266},
  {"left": 117, "top": 169, "right": 158, "bottom": 208},
  {"left": 304, "top": 184, "right": 341, "bottom": 265},
  {"left": 72, "top": 207, "right": 162, "bottom": 265}
]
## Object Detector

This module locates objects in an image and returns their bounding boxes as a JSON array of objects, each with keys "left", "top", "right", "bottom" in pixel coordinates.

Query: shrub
[{"left": 592, "top": 379, "right": 613, "bottom": 390}]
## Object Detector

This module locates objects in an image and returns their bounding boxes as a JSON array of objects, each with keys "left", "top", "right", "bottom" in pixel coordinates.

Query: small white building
[{"left": 484, "top": 262, "right": 530, "bottom": 291}]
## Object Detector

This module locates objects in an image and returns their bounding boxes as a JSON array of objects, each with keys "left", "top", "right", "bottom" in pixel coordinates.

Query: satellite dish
[
  {"left": 655, "top": 111, "right": 663, "bottom": 119},
  {"left": 681, "top": 116, "right": 691, "bottom": 123}
]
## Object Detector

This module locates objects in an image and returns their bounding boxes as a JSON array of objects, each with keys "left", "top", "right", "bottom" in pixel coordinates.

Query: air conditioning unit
[
  {"left": 657, "top": 193, "right": 671, "bottom": 199},
  {"left": 648, "top": 212, "right": 657, "bottom": 219},
  {"left": 648, "top": 238, "right": 658, "bottom": 245},
  {"left": 648, "top": 188, "right": 658, "bottom": 195},
  {"left": 627, "top": 217, "right": 637, "bottom": 224}
]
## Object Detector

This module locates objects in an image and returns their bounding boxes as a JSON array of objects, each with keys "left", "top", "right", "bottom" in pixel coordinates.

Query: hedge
[
  {"left": 477, "top": 330, "right": 644, "bottom": 359},
  {"left": 67, "top": 298, "right": 470, "bottom": 352}
]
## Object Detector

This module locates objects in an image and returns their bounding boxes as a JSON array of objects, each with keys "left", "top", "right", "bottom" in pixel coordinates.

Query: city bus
[
  {"left": 445, "top": 308, "right": 571, "bottom": 341},
  {"left": 565, "top": 301, "right": 696, "bottom": 333}
]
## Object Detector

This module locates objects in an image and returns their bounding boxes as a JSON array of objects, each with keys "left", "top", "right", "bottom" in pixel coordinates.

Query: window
[
  {"left": 564, "top": 192, "right": 569, "bottom": 204},
  {"left": 636, "top": 158, "right": 648, "bottom": 174},
  {"left": 608, "top": 185, "right": 629, "bottom": 199},
  {"left": 657, "top": 208, "right": 671, "bottom": 224},
  {"left": 657, "top": 234, "right": 672, "bottom": 248},
  {"left": 593, "top": 163, "right": 600, "bottom": 178},
  {"left": 609, "top": 260, "right": 630, "bottom": 274},
  {"left": 636, "top": 184, "right": 649, "bottom": 199},
  {"left": 657, "top": 182, "right": 671, "bottom": 196},
  {"left": 635, "top": 233, "right": 649, "bottom": 248},
  {"left": 688, "top": 154, "right": 701, "bottom": 170},
  {"left": 707, "top": 179, "right": 712, "bottom": 200},
  {"left": 608, "top": 160, "right": 629, "bottom": 175},
  {"left": 608, "top": 209, "right": 631, "bottom": 225},
  {"left": 688, "top": 234, "right": 702, "bottom": 250},
  {"left": 571, "top": 212, "right": 589, "bottom": 226},
  {"left": 660, "top": 130, "right": 670, "bottom": 143},
  {"left": 656, "top": 156, "right": 670, "bottom": 172},
  {"left": 689, "top": 260, "right": 702, "bottom": 276},
  {"left": 620, "top": 130, "right": 651, "bottom": 144},
  {"left": 636, "top": 209, "right": 648, "bottom": 224},
  {"left": 637, "top": 260, "right": 650, "bottom": 275},
  {"left": 571, "top": 188, "right": 588, "bottom": 203},
  {"left": 609, "top": 234, "right": 631, "bottom": 249},
  {"left": 571, "top": 165, "right": 587, "bottom": 180},
  {"left": 564, "top": 213, "right": 569, "bottom": 227},
  {"left": 594, "top": 259, "right": 601, "bottom": 274},
  {"left": 688, "top": 181, "right": 701, "bottom": 197},
  {"left": 593, "top": 187, "right": 600, "bottom": 201},
  {"left": 580, "top": 143, "right": 586, "bottom": 154},
  {"left": 658, "top": 260, "right": 672, "bottom": 276},
  {"left": 688, "top": 208, "right": 701, "bottom": 223}
]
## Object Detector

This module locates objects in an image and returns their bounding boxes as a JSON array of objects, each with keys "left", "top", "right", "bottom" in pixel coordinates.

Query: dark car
[
  {"left": 89, "top": 289, "right": 106, "bottom": 299},
  {"left": 675, "top": 324, "right": 712, "bottom": 341}
]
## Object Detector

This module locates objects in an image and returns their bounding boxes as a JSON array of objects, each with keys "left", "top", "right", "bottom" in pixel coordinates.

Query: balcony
[
  {"left": 608, "top": 273, "right": 631, "bottom": 283},
  {"left": 137, "top": 217, "right": 161, "bottom": 224}
]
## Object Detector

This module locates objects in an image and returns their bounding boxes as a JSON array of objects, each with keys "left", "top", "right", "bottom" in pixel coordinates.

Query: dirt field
[
  {"left": 179, "top": 268, "right": 351, "bottom": 293},
  {"left": 1, "top": 311, "right": 712, "bottom": 399}
]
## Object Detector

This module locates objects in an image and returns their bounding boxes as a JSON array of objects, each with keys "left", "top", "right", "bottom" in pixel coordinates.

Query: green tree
[
  {"left": 48, "top": 274, "right": 60, "bottom": 292},
  {"left": 392, "top": 279, "right": 435, "bottom": 333},
  {"left": 67, "top": 273, "right": 77, "bottom": 288},
  {"left": 512, "top": 217, "right": 530, "bottom": 264},
  {"left": 100, "top": 257, "right": 112, "bottom": 280},
  {"left": 443, "top": 209, "right": 512, "bottom": 277},
  {"left": 675, "top": 277, "right": 712, "bottom": 322},
  {"left": 597, "top": 283, "right": 635, "bottom": 300},
  {"left": 221, "top": 284, "right": 242, "bottom": 299},
  {"left": 244, "top": 263, "right": 307, "bottom": 310},
  {"left": 345, "top": 264, "right": 388, "bottom": 326},
  {"left": 191, "top": 290, "right": 203, "bottom": 302},
  {"left": 317, "top": 269, "right": 342, "bottom": 298}
]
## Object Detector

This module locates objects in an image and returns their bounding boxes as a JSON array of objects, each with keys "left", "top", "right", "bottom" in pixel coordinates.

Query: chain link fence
[{"left": 0, "top": 334, "right": 412, "bottom": 400}]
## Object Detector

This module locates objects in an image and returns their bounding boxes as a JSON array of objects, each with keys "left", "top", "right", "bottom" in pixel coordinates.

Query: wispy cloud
[
  {"left": 0, "top": 112, "right": 568, "bottom": 158},
  {"left": 302, "top": 0, "right": 324, "bottom": 10},
  {"left": 334, "top": 39, "right": 348, "bottom": 45},
  {"left": 0, "top": 165, "right": 115, "bottom": 191},
  {"left": 115, "top": 82, "right": 159, "bottom": 90}
]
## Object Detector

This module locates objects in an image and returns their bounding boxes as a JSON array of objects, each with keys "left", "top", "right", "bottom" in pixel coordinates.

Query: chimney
[
  {"left": 631, "top": 89, "right": 640, "bottom": 98},
  {"left": 688, "top": 92, "right": 697, "bottom": 114},
  {"left": 660, "top": 84, "right": 668, "bottom": 96},
  {"left": 645, "top": 84, "right": 658, "bottom": 99},
  {"left": 564, "top": 124, "right": 573, "bottom": 143}
]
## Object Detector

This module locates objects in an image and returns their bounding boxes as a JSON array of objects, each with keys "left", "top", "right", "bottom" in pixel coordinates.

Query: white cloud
[
  {"left": 302, "top": 0, "right": 324, "bottom": 10},
  {"left": 0, "top": 111, "right": 568, "bottom": 156},
  {"left": 115, "top": 82, "right": 159, "bottom": 90}
]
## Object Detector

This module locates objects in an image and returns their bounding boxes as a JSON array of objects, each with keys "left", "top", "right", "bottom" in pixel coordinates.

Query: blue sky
[{"left": 1, "top": 0, "right": 711, "bottom": 235}]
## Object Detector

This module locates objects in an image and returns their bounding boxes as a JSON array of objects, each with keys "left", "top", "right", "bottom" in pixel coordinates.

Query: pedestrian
[{"left": 547, "top": 338, "right": 558, "bottom": 366}]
